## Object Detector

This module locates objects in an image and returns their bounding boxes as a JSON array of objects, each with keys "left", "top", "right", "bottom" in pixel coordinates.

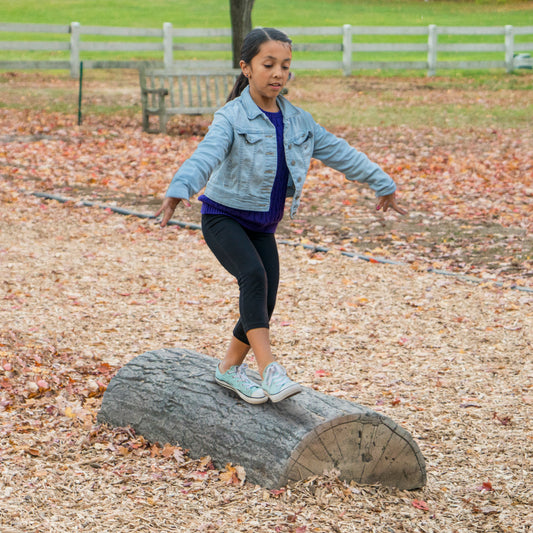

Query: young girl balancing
[{"left": 156, "top": 27, "right": 407, "bottom": 405}]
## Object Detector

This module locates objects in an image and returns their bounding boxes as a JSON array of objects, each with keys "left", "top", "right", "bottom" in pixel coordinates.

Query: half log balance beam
[{"left": 98, "top": 348, "right": 426, "bottom": 490}]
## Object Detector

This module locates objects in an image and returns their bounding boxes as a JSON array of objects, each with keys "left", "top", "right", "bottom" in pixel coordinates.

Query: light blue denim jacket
[{"left": 166, "top": 86, "right": 396, "bottom": 219}]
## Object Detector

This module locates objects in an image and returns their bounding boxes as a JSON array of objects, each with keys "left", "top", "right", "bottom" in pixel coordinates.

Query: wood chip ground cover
[
  {"left": 1, "top": 189, "right": 531, "bottom": 532},
  {"left": 0, "top": 77, "right": 532, "bottom": 532}
]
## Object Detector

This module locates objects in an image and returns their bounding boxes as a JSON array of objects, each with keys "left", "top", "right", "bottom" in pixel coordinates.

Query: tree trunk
[
  {"left": 98, "top": 348, "right": 426, "bottom": 490},
  {"left": 229, "top": 0, "right": 255, "bottom": 68}
]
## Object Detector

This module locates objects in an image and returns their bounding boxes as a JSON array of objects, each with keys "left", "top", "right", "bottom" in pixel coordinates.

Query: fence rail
[{"left": 0, "top": 22, "right": 532, "bottom": 77}]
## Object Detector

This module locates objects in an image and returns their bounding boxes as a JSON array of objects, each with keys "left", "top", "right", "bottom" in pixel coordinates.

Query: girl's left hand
[{"left": 376, "top": 192, "right": 407, "bottom": 215}]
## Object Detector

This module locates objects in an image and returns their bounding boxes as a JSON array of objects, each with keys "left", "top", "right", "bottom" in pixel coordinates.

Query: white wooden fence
[{"left": 0, "top": 22, "right": 532, "bottom": 77}]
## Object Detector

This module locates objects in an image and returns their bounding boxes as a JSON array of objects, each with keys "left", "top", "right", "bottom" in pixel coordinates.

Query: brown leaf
[{"left": 26, "top": 448, "right": 40, "bottom": 457}]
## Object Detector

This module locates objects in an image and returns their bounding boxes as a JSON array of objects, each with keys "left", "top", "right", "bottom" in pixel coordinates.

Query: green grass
[
  {"left": 2, "top": 0, "right": 533, "bottom": 28},
  {"left": 295, "top": 71, "right": 532, "bottom": 129},
  {"left": 1, "top": 1, "right": 532, "bottom": 74},
  {"left": 306, "top": 99, "right": 533, "bottom": 129}
]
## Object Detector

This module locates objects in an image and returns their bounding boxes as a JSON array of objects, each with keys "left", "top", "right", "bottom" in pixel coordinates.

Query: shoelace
[
  {"left": 264, "top": 363, "right": 286, "bottom": 386},
  {"left": 235, "top": 364, "right": 256, "bottom": 387}
]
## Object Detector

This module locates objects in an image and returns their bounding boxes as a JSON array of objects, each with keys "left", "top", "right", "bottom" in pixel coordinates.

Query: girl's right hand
[{"left": 154, "top": 197, "right": 190, "bottom": 227}]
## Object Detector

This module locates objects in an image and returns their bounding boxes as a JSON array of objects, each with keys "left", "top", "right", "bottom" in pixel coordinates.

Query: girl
[{"left": 156, "top": 27, "right": 406, "bottom": 405}]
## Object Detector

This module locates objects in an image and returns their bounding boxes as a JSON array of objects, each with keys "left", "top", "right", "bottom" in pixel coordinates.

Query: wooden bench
[{"left": 139, "top": 67, "right": 240, "bottom": 134}]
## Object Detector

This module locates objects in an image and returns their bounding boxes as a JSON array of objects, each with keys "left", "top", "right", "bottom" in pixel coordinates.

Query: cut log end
[{"left": 285, "top": 414, "right": 426, "bottom": 490}]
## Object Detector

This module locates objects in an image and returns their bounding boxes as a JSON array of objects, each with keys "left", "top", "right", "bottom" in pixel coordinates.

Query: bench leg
[
  {"left": 142, "top": 110, "right": 150, "bottom": 133},
  {"left": 160, "top": 113, "right": 168, "bottom": 135}
]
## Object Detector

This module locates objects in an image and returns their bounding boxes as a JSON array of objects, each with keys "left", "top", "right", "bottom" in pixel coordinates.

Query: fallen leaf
[
  {"left": 478, "top": 481, "right": 494, "bottom": 492},
  {"left": 493, "top": 412, "right": 512, "bottom": 426},
  {"left": 189, "top": 470, "right": 208, "bottom": 481},
  {"left": 412, "top": 499, "right": 429, "bottom": 511},
  {"left": 26, "top": 448, "right": 40, "bottom": 457},
  {"left": 219, "top": 463, "right": 245, "bottom": 485},
  {"left": 36, "top": 379, "right": 49, "bottom": 389},
  {"left": 160, "top": 443, "right": 176, "bottom": 458}
]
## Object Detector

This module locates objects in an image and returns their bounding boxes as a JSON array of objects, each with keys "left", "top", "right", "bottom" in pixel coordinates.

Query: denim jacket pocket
[
  {"left": 290, "top": 130, "right": 313, "bottom": 156},
  {"left": 291, "top": 130, "right": 313, "bottom": 146},
  {"left": 229, "top": 128, "right": 271, "bottom": 199},
  {"left": 237, "top": 129, "right": 264, "bottom": 145}
]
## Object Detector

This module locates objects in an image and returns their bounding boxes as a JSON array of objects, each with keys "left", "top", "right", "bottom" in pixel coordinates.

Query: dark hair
[{"left": 227, "top": 27, "right": 292, "bottom": 102}]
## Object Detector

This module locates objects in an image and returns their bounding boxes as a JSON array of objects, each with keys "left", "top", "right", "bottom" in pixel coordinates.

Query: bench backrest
[{"left": 140, "top": 68, "right": 241, "bottom": 114}]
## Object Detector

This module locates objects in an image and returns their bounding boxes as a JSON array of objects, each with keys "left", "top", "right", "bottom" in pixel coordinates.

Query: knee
[{"left": 238, "top": 265, "right": 267, "bottom": 294}]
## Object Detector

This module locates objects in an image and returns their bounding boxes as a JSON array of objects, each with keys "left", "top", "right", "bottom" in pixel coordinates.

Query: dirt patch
[{"left": 39, "top": 186, "right": 533, "bottom": 283}]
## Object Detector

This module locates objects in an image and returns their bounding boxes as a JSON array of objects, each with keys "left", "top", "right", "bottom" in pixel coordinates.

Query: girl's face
[{"left": 240, "top": 40, "right": 292, "bottom": 111}]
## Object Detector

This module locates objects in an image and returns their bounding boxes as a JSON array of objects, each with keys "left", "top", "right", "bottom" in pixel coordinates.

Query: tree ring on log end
[{"left": 283, "top": 413, "right": 426, "bottom": 490}]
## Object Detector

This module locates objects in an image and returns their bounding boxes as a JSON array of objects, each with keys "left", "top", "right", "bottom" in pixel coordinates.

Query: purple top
[{"left": 199, "top": 108, "right": 289, "bottom": 233}]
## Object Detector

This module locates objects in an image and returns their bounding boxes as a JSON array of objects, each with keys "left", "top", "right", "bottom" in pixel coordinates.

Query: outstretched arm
[
  {"left": 311, "top": 122, "right": 396, "bottom": 198},
  {"left": 310, "top": 121, "right": 407, "bottom": 215}
]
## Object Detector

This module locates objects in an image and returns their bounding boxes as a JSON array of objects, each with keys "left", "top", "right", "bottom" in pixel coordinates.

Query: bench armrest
[{"left": 141, "top": 88, "right": 169, "bottom": 96}]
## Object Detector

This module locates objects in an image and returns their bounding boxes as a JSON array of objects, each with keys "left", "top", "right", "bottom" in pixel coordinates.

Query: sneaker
[
  {"left": 262, "top": 362, "right": 302, "bottom": 403},
  {"left": 215, "top": 363, "right": 268, "bottom": 404}
]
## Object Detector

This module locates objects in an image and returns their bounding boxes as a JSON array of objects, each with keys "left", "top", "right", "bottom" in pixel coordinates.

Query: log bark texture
[{"left": 98, "top": 348, "right": 426, "bottom": 490}]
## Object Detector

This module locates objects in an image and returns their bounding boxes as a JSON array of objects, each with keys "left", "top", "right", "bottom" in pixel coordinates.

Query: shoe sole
[
  {"left": 264, "top": 384, "right": 302, "bottom": 403},
  {"left": 215, "top": 376, "right": 269, "bottom": 404}
]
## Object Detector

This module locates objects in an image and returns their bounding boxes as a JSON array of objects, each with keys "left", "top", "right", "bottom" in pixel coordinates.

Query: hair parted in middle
[{"left": 227, "top": 27, "right": 292, "bottom": 102}]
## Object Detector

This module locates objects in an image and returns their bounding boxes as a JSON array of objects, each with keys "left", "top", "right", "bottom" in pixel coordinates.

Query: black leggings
[{"left": 201, "top": 214, "right": 279, "bottom": 345}]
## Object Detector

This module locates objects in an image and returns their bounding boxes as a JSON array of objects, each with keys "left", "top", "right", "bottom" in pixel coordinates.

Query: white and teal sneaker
[
  {"left": 215, "top": 363, "right": 268, "bottom": 404},
  {"left": 262, "top": 362, "right": 302, "bottom": 403}
]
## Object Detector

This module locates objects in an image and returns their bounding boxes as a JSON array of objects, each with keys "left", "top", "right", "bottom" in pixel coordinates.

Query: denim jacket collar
[{"left": 240, "top": 86, "right": 299, "bottom": 120}]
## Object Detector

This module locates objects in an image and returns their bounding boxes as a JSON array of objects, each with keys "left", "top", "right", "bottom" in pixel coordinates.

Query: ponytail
[
  {"left": 227, "top": 27, "right": 292, "bottom": 101},
  {"left": 226, "top": 73, "right": 249, "bottom": 102}
]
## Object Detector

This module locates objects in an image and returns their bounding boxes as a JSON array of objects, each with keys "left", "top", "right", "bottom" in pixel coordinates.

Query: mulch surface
[{"left": 1, "top": 105, "right": 532, "bottom": 532}]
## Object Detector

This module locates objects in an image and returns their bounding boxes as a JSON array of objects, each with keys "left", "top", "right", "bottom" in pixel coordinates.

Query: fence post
[
  {"left": 505, "top": 25, "right": 514, "bottom": 73},
  {"left": 427, "top": 24, "right": 437, "bottom": 77},
  {"left": 163, "top": 22, "right": 173, "bottom": 69},
  {"left": 70, "top": 22, "right": 81, "bottom": 78},
  {"left": 342, "top": 24, "right": 353, "bottom": 76}
]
